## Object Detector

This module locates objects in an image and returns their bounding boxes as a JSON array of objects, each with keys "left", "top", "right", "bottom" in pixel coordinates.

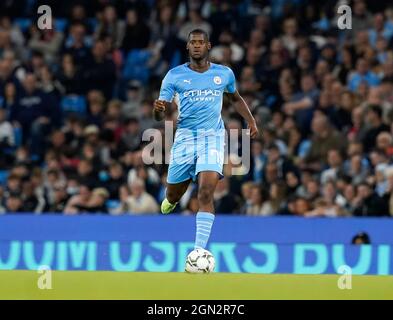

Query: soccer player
[{"left": 153, "top": 29, "right": 258, "bottom": 253}]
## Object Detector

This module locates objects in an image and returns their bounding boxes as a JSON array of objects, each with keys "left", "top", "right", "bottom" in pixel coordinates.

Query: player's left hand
[{"left": 247, "top": 120, "right": 259, "bottom": 139}]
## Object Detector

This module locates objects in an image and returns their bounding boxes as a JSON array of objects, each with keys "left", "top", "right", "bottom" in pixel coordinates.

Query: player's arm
[
  {"left": 227, "top": 90, "right": 259, "bottom": 139},
  {"left": 154, "top": 71, "right": 175, "bottom": 121},
  {"left": 153, "top": 100, "right": 170, "bottom": 121}
]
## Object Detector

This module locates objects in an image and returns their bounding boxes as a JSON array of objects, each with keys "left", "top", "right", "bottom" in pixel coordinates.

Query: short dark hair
[
  {"left": 267, "top": 143, "right": 280, "bottom": 151},
  {"left": 357, "top": 181, "right": 371, "bottom": 189},
  {"left": 368, "top": 104, "right": 383, "bottom": 119},
  {"left": 188, "top": 29, "right": 209, "bottom": 41},
  {"left": 381, "top": 76, "right": 393, "bottom": 84},
  {"left": 351, "top": 232, "right": 371, "bottom": 245}
]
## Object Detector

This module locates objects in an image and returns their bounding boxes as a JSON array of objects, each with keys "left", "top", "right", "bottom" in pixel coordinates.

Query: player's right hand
[
  {"left": 247, "top": 120, "right": 259, "bottom": 139},
  {"left": 153, "top": 99, "right": 166, "bottom": 113}
]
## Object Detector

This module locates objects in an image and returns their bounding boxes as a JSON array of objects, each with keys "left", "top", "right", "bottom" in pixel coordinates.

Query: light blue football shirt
[{"left": 159, "top": 62, "right": 236, "bottom": 132}]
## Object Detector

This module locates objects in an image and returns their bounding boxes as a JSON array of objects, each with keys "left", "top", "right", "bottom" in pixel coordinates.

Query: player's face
[{"left": 187, "top": 34, "right": 211, "bottom": 60}]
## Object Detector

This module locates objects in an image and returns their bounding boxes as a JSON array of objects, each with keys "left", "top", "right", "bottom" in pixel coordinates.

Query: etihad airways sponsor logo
[{"left": 183, "top": 89, "right": 221, "bottom": 98}]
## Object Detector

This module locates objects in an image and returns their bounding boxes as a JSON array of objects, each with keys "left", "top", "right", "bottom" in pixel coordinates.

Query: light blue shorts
[{"left": 167, "top": 129, "right": 225, "bottom": 184}]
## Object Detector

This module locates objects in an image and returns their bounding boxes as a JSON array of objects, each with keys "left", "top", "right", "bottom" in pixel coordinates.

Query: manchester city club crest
[{"left": 214, "top": 76, "right": 222, "bottom": 84}]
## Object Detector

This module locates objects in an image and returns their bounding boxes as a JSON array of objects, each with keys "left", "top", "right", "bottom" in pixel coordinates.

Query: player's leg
[
  {"left": 192, "top": 130, "right": 225, "bottom": 249},
  {"left": 197, "top": 171, "right": 219, "bottom": 213},
  {"left": 194, "top": 171, "right": 220, "bottom": 249},
  {"left": 162, "top": 134, "right": 196, "bottom": 214},
  {"left": 161, "top": 179, "right": 191, "bottom": 214}
]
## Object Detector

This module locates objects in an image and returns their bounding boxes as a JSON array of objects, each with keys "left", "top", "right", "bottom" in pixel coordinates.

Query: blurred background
[
  {"left": 0, "top": 0, "right": 393, "bottom": 275},
  {"left": 0, "top": 0, "right": 393, "bottom": 220}
]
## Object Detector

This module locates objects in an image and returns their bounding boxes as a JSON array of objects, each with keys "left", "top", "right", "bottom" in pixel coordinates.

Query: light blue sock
[{"left": 194, "top": 212, "right": 215, "bottom": 249}]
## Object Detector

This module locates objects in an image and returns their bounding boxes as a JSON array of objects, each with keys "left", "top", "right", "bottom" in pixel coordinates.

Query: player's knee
[{"left": 198, "top": 185, "right": 214, "bottom": 205}]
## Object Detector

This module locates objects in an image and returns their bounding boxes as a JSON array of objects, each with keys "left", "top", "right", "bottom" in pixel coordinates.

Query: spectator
[
  {"left": 10, "top": 73, "right": 61, "bottom": 157},
  {"left": 121, "top": 118, "right": 142, "bottom": 151},
  {"left": 121, "top": 178, "right": 159, "bottom": 214},
  {"left": 244, "top": 184, "right": 274, "bottom": 216},
  {"left": 345, "top": 153, "right": 369, "bottom": 185},
  {"left": 63, "top": 23, "right": 91, "bottom": 68},
  {"left": 84, "top": 188, "right": 109, "bottom": 213},
  {"left": 293, "top": 197, "right": 311, "bottom": 216},
  {"left": 210, "top": 30, "right": 244, "bottom": 64},
  {"left": 57, "top": 54, "right": 84, "bottom": 95},
  {"left": 320, "top": 149, "right": 344, "bottom": 184},
  {"left": 86, "top": 90, "right": 106, "bottom": 127},
  {"left": 213, "top": 177, "right": 241, "bottom": 214},
  {"left": 127, "top": 150, "right": 160, "bottom": 197},
  {"left": 4, "top": 193, "right": 23, "bottom": 213},
  {"left": 376, "top": 131, "right": 393, "bottom": 157},
  {"left": 0, "top": 107, "right": 14, "bottom": 166},
  {"left": 384, "top": 167, "right": 393, "bottom": 216},
  {"left": 283, "top": 73, "right": 319, "bottom": 135},
  {"left": 94, "top": 5, "right": 125, "bottom": 49},
  {"left": 368, "top": 13, "right": 393, "bottom": 48},
  {"left": 76, "top": 159, "right": 98, "bottom": 187},
  {"left": 266, "top": 143, "right": 297, "bottom": 181},
  {"left": 139, "top": 100, "right": 156, "bottom": 132},
  {"left": 63, "top": 184, "right": 92, "bottom": 214},
  {"left": 122, "top": 80, "right": 144, "bottom": 118},
  {"left": 302, "top": 178, "right": 320, "bottom": 201},
  {"left": 106, "top": 161, "right": 126, "bottom": 199},
  {"left": 83, "top": 40, "right": 116, "bottom": 99},
  {"left": 28, "top": 24, "right": 64, "bottom": 64},
  {"left": 239, "top": 181, "right": 254, "bottom": 213},
  {"left": 353, "top": 182, "right": 389, "bottom": 217},
  {"left": 178, "top": 9, "right": 212, "bottom": 43},
  {"left": 47, "top": 182, "right": 69, "bottom": 213},
  {"left": 352, "top": 232, "right": 371, "bottom": 244},
  {"left": 250, "top": 139, "right": 266, "bottom": 183},
  {"left": 348, "top": 58, "right": 380, "bottom": 92},
  {"left": 303, "top": 114, "right": 347, "bottom": 170},
  {"left": 3, "top": 174, "right": 21, "bottom": 199},
  {"left": 280, "top": 17, "right": 298, "bottom": 57},
  {"left": 21, "top": 180, "right": 44, "bottom": 213},
  {"left": 149, "top": 4, "right": 180, "bottom": 66},
  {"left": 350, "top": 0, "right": 373, "bottom": 39},
  {"left": 269, "top": 181, "right": 287, "bottom": 213},
  {"left": 68, "top": 5, "right": 90, "bottom": 32},
  {"left": 333, "top": 47, "right": 355, "bottom": 85},
  {"left": 333, "top": 90, "right": 357, "bottom": 131},
  {"left": 362, "top": 104, "right": 390, "bottom": 153},
  {"left": 121, "top": 8, "right": 151, "bottom": 52}
]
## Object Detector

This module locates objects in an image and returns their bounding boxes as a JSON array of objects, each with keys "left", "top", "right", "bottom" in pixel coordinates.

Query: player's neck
[{"left": 188, "top": 59, "right": 211, "bottom": 73}]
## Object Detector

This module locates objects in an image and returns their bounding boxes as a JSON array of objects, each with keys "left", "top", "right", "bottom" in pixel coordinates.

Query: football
[{"left": 185, "top": 248, "right": 215, "bottom": 274}]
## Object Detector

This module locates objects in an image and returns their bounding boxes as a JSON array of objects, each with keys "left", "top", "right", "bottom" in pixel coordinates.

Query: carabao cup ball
[{"left": 185, "top": 248, "right": 215, "bottom": 273}]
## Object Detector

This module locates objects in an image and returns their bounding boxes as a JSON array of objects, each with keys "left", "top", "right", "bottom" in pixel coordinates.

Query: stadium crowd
[{"left": 0, "top": 0, "right": 393, "bottom": 217}]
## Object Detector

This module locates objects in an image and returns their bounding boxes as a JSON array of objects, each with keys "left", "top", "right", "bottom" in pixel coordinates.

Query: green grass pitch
[{"left": 1, "top": 271, "right": 392, "bottom": 300}]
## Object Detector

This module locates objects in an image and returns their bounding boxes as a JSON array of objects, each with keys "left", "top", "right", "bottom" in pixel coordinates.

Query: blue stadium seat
[
  {"left": 13, "top": 126, "right": 22, "bottom": 147},
  {"left": 61, "top": 95, "right": 87, "bottom": 115},
  {"left": 54, "top": 19, "right": 68, "bottom": 32},
  {"left": 122, "top": 49, "right": 152, "bottom": 84},
  {"left": 106, "top": 200, "right": 121, "bottom": 212},
  {"left": 169, "top": 50, "right": 181, "bottom": 69},
  {"left": 88, "top": 18, "right": 98, "bottom": 32},
  {"left": 0, "top": 170, "right": 9, "bottom": 185},
  {"left": 2, "top": 126, "right": 22, "bottom": 158},
  {"left": 265, "top": 95, "right": 277, "bottom": 109},
  {"left": 298, "top": 140, "right": 311, "bottom": 158},
  {"left": 14, "top": 18, "right": 32, "bottom": 32}
]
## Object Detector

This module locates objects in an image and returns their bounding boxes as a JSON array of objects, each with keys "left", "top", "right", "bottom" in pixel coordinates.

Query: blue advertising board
[{"left": 0, "top": 215, "right": 392, "bottom": 274}]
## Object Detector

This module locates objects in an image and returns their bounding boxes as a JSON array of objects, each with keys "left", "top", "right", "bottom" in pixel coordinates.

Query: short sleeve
[
  {"left": 158, "top": 71, "right": 175, "bottom": 102},
  {"left": 225, "top": 68, "right": 236, "bottom": 94}
]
